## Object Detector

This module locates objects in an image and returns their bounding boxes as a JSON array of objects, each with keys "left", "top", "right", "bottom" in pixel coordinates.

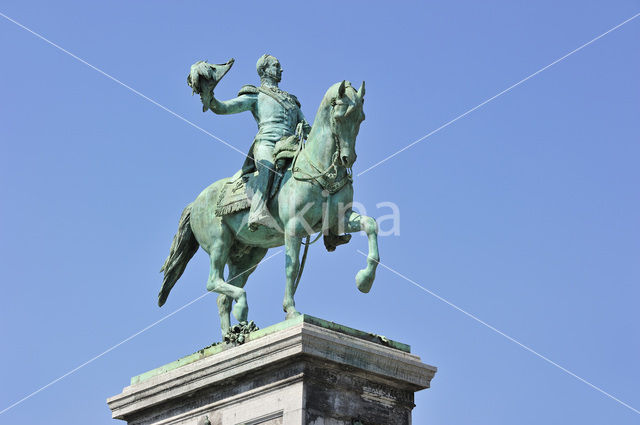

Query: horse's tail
[{"left": 158, "top": 203, "right": 199, "bottom": 307}]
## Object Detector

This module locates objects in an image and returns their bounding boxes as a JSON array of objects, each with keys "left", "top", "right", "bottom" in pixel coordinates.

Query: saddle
[
  {"left": 215, "top": 137, "right": 299, "bottom": 217},
  {"left": 272, "top": 134, "right": 300, "bottom": 170},
  {"left": 214, "top": 137, "right": 351, "bottom": 252}
]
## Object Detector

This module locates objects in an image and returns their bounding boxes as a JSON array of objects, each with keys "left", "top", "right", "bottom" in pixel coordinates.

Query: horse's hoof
[
  {"left": 285, "top": 310, "right": 301, "bottom": 320},
  {"left": 232, "top": 301, "right": 248, "bottom": 323},
  {"left": 356, "top": 269, "right": 375, "bottom": 293},
  {"left": 220, "top": 326, "right": 230, "bottom": 338}
]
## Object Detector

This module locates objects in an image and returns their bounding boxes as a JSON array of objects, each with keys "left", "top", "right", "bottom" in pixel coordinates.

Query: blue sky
[{"left": 1, "top": 1, "right": 639, "bottom": 424}]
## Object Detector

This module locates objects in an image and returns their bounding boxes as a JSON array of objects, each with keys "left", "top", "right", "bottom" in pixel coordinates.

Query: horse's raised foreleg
[
  {"left": 343, "top": 210, "right": 379, "bottom": 293},
  {"left": 283, "top": 227, "right": 303, "bottom": 319},
  {"left": 218, "top": 247, "right": 269, "bottom": 333}
]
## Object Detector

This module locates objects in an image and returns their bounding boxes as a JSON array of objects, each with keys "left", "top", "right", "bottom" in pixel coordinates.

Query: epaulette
[
  {"left": 238, "top": 85, "right": 259, "bottom": 96},
  {"left": 289, "top": 94, "right": 301, "bottom": 107}
]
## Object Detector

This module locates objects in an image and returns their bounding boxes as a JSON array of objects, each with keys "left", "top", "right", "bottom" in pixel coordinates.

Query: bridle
[{"left": 292, "top": 98, "right": 356, "bottom": 194}]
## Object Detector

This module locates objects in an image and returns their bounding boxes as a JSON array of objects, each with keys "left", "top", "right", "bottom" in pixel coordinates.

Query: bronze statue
[{"left": 159, "top": 56, "right": 379, "bottom": 336}]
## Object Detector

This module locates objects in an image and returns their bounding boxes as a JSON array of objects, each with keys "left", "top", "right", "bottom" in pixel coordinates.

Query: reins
[
  {"left": 291, "top": 132, "right": 352, "bottom": 195},
  {"left": 293, "top": 232, "right": 322, "bottom": 293}
]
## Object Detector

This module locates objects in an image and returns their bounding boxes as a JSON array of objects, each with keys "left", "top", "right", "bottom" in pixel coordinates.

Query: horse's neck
[
  {"left": 305, "top": 127, "right": 334, "bottom": 169},
  {"left": 304, "top": 105, "right": 338, "bottom": 170}
]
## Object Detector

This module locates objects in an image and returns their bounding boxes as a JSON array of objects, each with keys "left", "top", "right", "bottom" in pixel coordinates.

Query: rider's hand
[
  {"left": 200, "top": 90, "right": 213, "bottom": 106},
  {"left": 200, "top": 78, "right": 216, "bottom": 95}
]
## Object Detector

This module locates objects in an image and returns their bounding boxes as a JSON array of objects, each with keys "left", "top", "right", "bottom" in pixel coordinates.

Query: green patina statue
[{"left": 159, "top": 55, "right": 379, "bottom": 336}]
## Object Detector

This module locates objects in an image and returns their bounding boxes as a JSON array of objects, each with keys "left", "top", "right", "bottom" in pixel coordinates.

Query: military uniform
[
  {"left": 235, "top": 84, "right": 310, "bottom": 174},
  {"left": 206, "top": 84, "right": 311, "bottom": 229}
]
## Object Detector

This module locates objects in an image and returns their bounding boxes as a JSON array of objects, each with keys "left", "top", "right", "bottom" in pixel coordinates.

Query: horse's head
[{"left": 324, "top": 80, "right": 366, "bottom": 168}]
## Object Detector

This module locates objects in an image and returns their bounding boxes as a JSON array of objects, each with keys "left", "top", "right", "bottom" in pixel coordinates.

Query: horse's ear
[
  {"left": 338, "top": 80, "right": 346, "bottom": 98},
  {"left": 357, "top": 81, "right": 365, "bottom": 102}
]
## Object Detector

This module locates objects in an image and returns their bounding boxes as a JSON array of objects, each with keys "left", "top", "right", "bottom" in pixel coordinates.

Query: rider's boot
[{"left": 248, "top": 164, "right": 277, "bottom": 232}]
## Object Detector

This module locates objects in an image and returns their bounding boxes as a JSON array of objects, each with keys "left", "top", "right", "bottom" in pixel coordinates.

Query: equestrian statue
[{"left": 158, "top": 55, "right": 379, "bottom": 336}]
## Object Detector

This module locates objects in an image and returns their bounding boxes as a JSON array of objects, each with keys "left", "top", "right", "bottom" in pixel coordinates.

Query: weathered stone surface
[{"left": 107, "top": 316, "right": 436, "bottom": 424}]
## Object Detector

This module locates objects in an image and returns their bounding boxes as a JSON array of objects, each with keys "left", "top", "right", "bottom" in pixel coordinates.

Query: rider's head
[{"left": 256, "top": 54, "right": 282, "bottom": 84}]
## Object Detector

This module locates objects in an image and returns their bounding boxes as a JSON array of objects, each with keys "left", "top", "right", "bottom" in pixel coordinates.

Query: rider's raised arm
[{"left": 203, "top": 92, "right": 257, "bottom": 115}]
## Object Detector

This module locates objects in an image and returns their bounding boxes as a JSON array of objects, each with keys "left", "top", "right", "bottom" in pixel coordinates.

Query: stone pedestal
[{"left": 107, "top": 315, "right": 436, "bottom": 425}]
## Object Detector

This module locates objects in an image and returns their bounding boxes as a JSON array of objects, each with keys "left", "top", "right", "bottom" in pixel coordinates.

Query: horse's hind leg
[
  {"left": 205, "top": 230, "right": 248, "bottom": 334},
  {"left": 342, "top": 210, "right": 379, "bottom": 293},
  {"left": 216, "top": 293, "right": 232, "bottom": 336},
  {"left": 218, "top": 247, "right": 268, "bottom": 332}
]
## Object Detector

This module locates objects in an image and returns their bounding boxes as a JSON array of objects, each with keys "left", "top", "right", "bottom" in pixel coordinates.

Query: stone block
[{"left": 107, "top": 315, "right": 436, "bottom": 425}]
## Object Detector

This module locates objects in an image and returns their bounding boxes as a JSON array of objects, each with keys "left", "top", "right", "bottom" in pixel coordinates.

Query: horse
[{"left": 158, "top": 80, "right": 379, "bottom": 336}]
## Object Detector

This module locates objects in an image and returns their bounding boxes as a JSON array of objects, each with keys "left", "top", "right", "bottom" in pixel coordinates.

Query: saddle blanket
[
  {"left": 215, "top": 171, "right": 252, "bottom": 217},
  {"left": 215, "top": 169, "right": 288, "bottom": 217}
]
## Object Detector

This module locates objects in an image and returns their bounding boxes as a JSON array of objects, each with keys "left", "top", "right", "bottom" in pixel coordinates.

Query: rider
[{"left": 200, "top": 54, "right": 312, "bottom": 231}]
